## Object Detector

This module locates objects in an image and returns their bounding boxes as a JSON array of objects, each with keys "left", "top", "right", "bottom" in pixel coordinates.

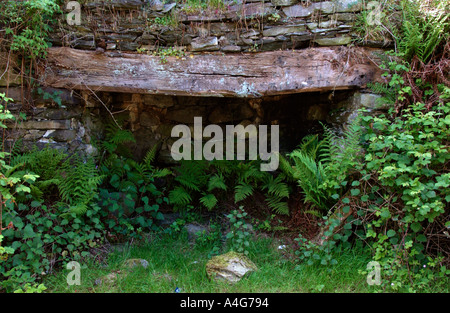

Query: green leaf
[
  {"left": 410, "top": 222, "right": 422, "bottom": 233},
  {"left": 54, "top": 226, "right": 63, "bottom": 233},
  {"left": 31, "top": 200, "right": 41, "bottom": 208},
  {"left": 416, "top": 234, "right": 427, "bottom": 243},
  {"left": 380, "top": 209, "right": 391, "bottom": 219},
  {"left": 23, "top": 224, "right": 35, "bottom": 239},
  {"left": 387, "top": 229, "right": 396, "bottom": 237}
]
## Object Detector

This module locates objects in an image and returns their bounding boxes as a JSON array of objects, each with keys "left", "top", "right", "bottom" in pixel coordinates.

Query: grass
[
  {"left": 180, "top": 0, "right": 227, "bottom": 14},
  {"left": 43, "top": 230, "right": 378, "bottom": 293}
]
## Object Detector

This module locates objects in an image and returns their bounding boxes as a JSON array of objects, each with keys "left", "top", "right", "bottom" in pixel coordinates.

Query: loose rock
[
  {"left": 123, "top": 258, "right": 150, "bottom": 269},
  {"left": 206, "top": 251, "right": 257, "bottom": 283}
]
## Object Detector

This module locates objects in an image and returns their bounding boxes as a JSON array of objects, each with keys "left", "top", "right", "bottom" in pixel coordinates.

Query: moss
[{"left": 205, "top": 251, "right": 258, "bottom": 282}]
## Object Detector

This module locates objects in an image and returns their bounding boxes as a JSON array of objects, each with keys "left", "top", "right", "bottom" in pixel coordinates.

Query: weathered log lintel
[{"left": 40, "top": 47, "right": 384, "bottom": 98}]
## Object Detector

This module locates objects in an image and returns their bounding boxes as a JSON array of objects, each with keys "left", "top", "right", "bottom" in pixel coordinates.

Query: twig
[
  {"left": 79, "top": 79, "right": 122, "bottom": 130},
  {"left": 0, "top": 50, "right": 11, "bottom": 82}
]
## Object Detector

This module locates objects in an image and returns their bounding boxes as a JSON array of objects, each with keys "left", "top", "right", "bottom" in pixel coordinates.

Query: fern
[
  {"left": 67, "top": 203, "right": 88, "bottom": 216},
  {"left": 10, "top": 146, "right": 67, "bottom": 181},
  {"left": 278, "top": 153, "right": 298, "bottom": 182},
  {"left": 234, "top": 183, "right": 253, "bottom": 202},
  {"left": 174, "top": 160, "right": 208, "bottom": 192},
  {"left": 153, "top": 168, "right": 172, "bottom": 178},
  {"left": 289, "top": 149, "right": 329, "bottom": 209},
  {"left": 323, "top": 120, "right": 361, "bottom": 185},
  {"left": 265, "top": 195, "right": 289, "bottom": 215},
  {"left": 211, "top": 159, "right": 234, "bottom": 175},
  {"left": 143, "top": 141, "right": 159, "bottom": 168},
  {"left": 207, "top": 173, "right": 227, "bottom": 192},
  {"left": 58, "top": 155, "right": 103, "bottom": 215},
  {"left": 101, "top": 123, "right": 135, "bottom": 155},
  {"left": 262, "top": 175, "right": 289, "bottom": 199},
  {"left": 367, "top": 82, "right": 397, "bottom": 105},
  {"left": 199, "top": 193, "right": 218, "bottom": 210},
  {"left": 30, "top": 178, "right": 61, "bottom": 201},
  {"left": 398, "top": 0, "right": 450, "bottom": 63},
  {"left": 8, "top": 146, "right": 68, "bottom": 200},
  {"left": 169, "top": 186, "right": 192, "bottom": 206},
  {"left": 281, "top": 119, "right": 362, "bottom": 211},
  {"left": 136, "top": 143, "right": 172, "bottom": 180},
  {"left": 169, "top": 158, "right": 290, "bottom": 215}
]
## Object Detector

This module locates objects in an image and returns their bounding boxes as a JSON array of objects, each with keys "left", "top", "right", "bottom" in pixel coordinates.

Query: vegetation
[
  {"left": 0, "top": 0, "right": 449, "bottom": 295},
  {"left": 0, "top": 0, "right": 61, "bottom": 59},
  {"left": 179, "top": 0, "right": 226, "bottom": 15},
  {"left": 43, "top": 233, "right": 384, "bottom": 293},
  {"left": 279, "top": 120, "right": 362, "bottom": 212},
  {"left": 168, "top": 159, "right": 290, "bottom": 215}
]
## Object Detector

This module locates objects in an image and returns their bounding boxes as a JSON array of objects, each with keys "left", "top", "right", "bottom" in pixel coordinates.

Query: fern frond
[
  {"left": 175, "top": 160, "right": 208, "bottom": 191},
  {"left": 265, "top": 195, "right": 289, "bottom": 215},
  {"left": 278, "top": 153, "right": 298, "bottom": 182},
  {"left": 212, "top": 159, "right": 235, "bottom": 175},
  {"left": 153, "top": 168, "right": 172, "bottom": 178},
  {"left": 143, "top": 142, "right": 161, "bottom": 171},
  {"left": 263, "top": 175, "right": 290, "bottom": 199},
  {"left": 4, "top": 162, "right": 24, "bottom": 177},
  {"left": 68, "top": 203, "right": 88, "bottom": 216},
  {"left": 102, "top": 123, "right": 135, "bottom": 154},
  {"left": 169, "top": 186, "right": 192, "bottom": 206},
  {"left": 200, "top": 193, "right": 218, "bottom": 210},
  {"left": 30, "top": 184, "right": 43, "bottom": 201},
  {"left": 208, "top": 174, "right": 227, "bottom": 192},
  {"left": 234, "top": 183, "right": 253, "bottom": 202},
  {"left": 304, "top": 209, "right": 322, "bottom": 218},
  {"left": 58, "top": 155, "right": 102, "bottom": 212},
  {"left": 10, "top": 146, "right": 67, "bottom": 181}
]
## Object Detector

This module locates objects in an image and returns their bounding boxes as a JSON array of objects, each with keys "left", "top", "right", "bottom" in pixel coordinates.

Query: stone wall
[
  {"left": 1, "top": 87, "right": 100, "bottom": 157},
  {"left": 2, "top": 86, "right": 389, "bottom": 163},
  {"left": 52, "top": 0, "right": 393, "bottom": 54},
  {"left": 1, "top": 0, "right": 394, "bottom": 162}
]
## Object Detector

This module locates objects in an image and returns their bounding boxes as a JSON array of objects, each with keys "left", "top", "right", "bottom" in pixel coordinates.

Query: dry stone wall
[
  {"left": 2, "top": 86, "right": 388, "bottom": 162},
  {"left": 1, "top": 0, "right": 394, "bottom": 161},
  {"left": 1, "top": 87, "right": 100, "bottom": 157},
  {"left": 52, "top": 0, "right": 392, "bottom": 54}
]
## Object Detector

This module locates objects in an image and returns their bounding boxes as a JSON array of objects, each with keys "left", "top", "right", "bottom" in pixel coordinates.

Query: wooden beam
[{"left": 39, "top": 47, "right": 384, "bottom": 98}]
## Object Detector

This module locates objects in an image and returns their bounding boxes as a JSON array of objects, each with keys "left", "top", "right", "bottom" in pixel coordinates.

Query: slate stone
[
  {"left": 190, "top": 37, "right": 219, "bottom": 52},
  {"left": 314, "top": 36, "right": 352, "bottom": 46},
  {"left": 262, "top": 25, "right": 306, "bottom": 37},
  {"left": 271, "top": 0, "right": 298, "bottom": 6}
]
